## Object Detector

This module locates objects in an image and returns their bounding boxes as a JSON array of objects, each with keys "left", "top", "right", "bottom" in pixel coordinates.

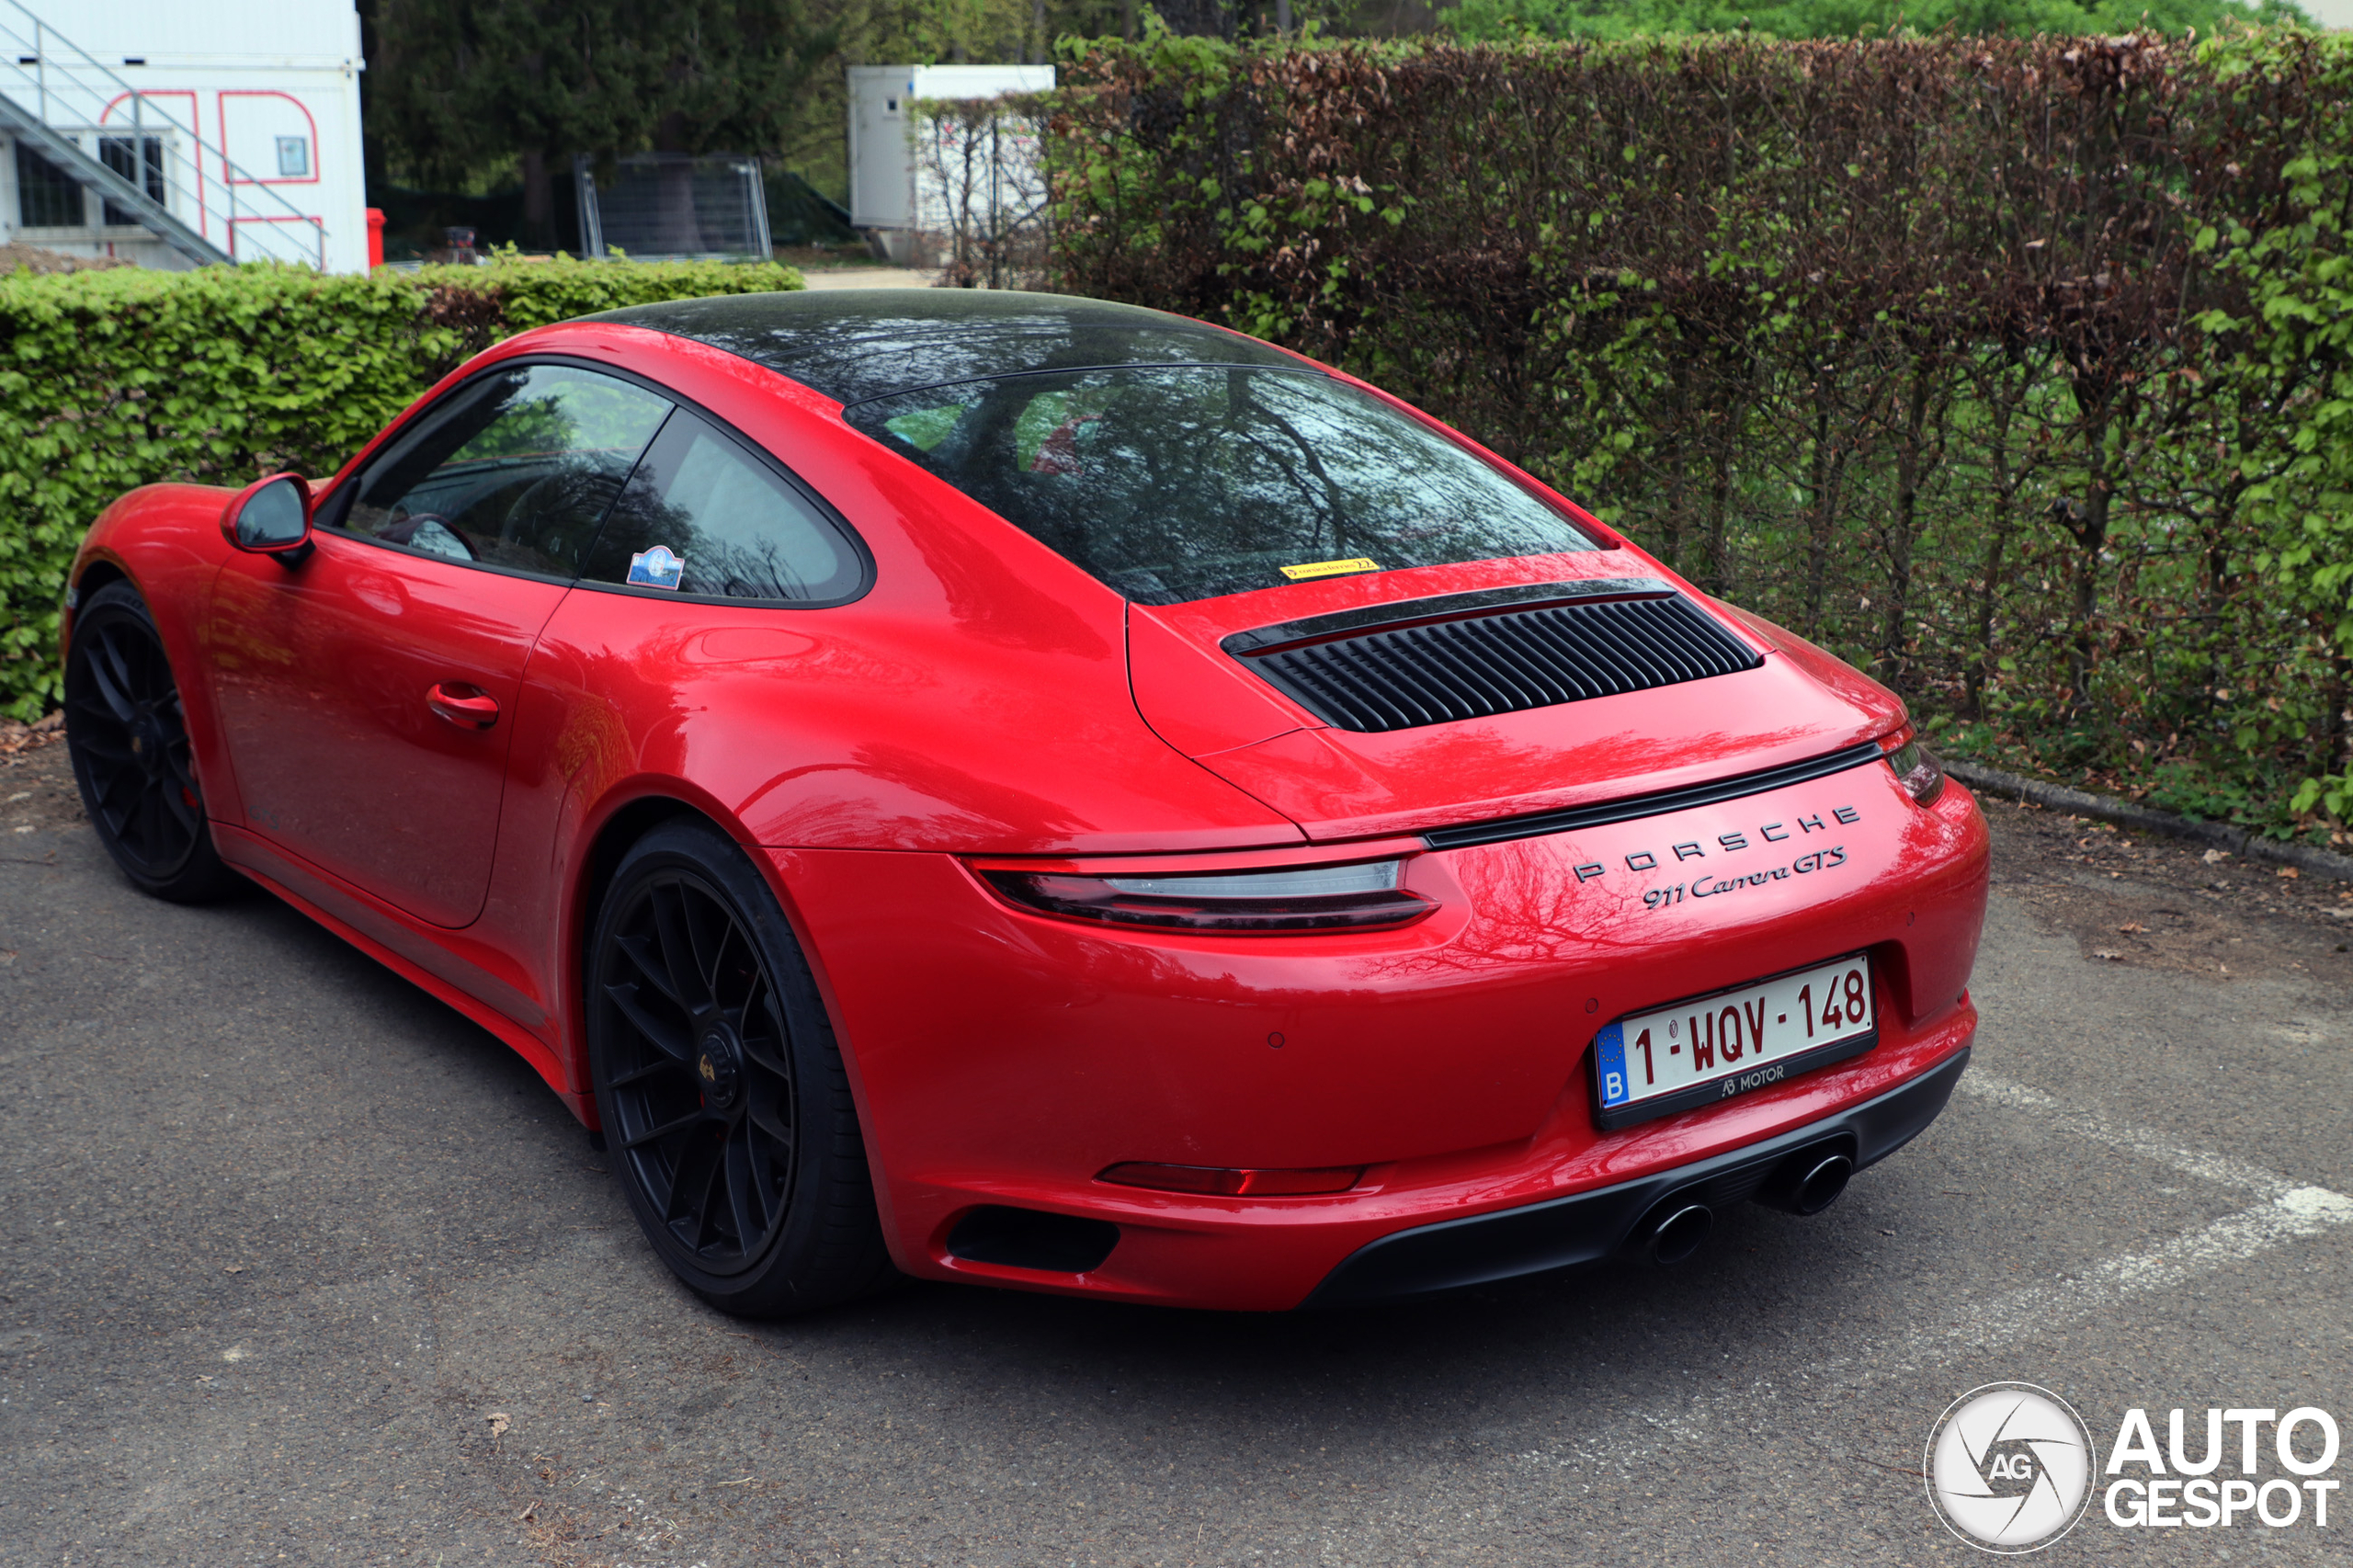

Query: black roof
[{"left": 587, "top": 289, "right": 1305, "bottom": 407}]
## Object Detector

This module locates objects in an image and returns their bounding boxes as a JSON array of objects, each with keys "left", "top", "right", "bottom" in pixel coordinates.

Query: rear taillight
[
  {"left": 1885, "top": 738, "right": 1947, "bottom": 805},
  {"left": 980, "top": 858, "right": 1433, "bottom": 933},
  {"left": 1098, "top": 1162, "right": 1366, "bottom": 1197}
]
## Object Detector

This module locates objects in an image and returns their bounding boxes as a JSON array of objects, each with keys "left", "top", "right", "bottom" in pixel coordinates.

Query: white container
[{"left": 847, "top": 63, "right": 1052, "bottom": 260}]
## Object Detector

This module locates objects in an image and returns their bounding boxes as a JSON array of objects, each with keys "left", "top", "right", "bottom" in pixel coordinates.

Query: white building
[
  {"left": 847, "top": 63, "right": 1052, "bottom": 264},
  {"left": 0, "top": 0, "right": 365, "bottom": 271}
]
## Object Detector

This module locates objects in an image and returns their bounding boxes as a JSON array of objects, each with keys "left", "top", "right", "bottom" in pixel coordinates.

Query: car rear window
[{"left": 843, "top": 367, "right": 1599, "bottom": 606}]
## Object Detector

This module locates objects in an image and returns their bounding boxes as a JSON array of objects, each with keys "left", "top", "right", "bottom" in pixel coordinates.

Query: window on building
[
  {"left": 15, "top": 142, "right": 84, "bottom": 229},
  {"left": 98, "top": 135, "right": 165, "bottom": 226},
  {"left": 275, "top": 136, "right": 309, "bottom": 178}
]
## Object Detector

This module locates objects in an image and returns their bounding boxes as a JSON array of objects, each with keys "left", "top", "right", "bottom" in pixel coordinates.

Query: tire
[
  {"left": 63, "top": 580, "right": 243, "bottom": 903},
  {"left": 587, "top": 818, "right": 895, "bottom": 1317}
]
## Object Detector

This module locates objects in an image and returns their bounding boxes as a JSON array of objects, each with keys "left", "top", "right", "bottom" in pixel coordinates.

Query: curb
[{"left": 1944, "top": 759, "right": 2353, "bottom": 885}]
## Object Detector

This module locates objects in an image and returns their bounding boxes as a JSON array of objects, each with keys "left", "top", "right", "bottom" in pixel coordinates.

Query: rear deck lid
[{"left": 1130, "top": 563, "right": 1898, "bottom": 843}]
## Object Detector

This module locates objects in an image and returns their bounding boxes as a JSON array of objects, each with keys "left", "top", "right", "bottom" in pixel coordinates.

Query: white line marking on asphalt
[
  {"left": 1954, "top": 1071, "right": 2296, "bottom": 1198},
  {"left": 1878, "top": 1182, "right": 2352, "bottom": 1370},
  {"left": 1516, "top": 1074, "right": 2353, "bottom": 1475}
]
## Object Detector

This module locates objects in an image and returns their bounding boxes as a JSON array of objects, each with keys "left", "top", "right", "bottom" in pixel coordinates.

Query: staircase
[{"left": 0, "top": 0, "right": 325, "bottom": 267}]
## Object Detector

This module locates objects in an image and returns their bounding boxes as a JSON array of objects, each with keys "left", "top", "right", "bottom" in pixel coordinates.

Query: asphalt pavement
[{"left": 5, "top": 735, "right": 2350, "bottom": 1566}]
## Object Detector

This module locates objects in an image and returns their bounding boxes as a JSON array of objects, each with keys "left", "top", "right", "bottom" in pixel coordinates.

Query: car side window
[
  {"left": 338, "top": 365, "right": 673, "bottom": 579},
  {"left": 579, "top": 408, "right": 863, "bottom": 603}
]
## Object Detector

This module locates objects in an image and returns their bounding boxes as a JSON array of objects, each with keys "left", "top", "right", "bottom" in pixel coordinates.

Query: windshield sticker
[
  {"left": 628, "top": 545, "right": 685, "bottom": 589},
  {"left": 1279, "top": 557, "right": 1381, "bottom": 582}
]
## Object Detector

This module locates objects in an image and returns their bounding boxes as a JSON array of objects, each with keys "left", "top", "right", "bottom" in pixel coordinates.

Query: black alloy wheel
[
  {"left": 63, "top": 580, "right": 240, "bottom": 903},
  {"left": 588, "top": 819, "right": 892, "bottom": 1316}
]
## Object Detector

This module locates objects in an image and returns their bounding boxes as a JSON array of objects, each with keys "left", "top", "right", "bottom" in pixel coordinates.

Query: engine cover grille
[{"left": 1231, "top": 588, "right": 1763, "bottom": 733}]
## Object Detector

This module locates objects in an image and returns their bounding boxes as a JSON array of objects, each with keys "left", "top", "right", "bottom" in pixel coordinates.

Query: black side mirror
[{"left": 221, "top": 473, "right": 314, "bottom": 563}]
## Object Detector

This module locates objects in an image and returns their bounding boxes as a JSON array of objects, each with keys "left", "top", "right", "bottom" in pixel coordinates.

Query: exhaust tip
[
  {"left": 1648, "top": 1203, "right": 1713, "bottom": 1266},
  {"left": 1762, "top": 1152, "right": 1854, "bottom": 1216}
]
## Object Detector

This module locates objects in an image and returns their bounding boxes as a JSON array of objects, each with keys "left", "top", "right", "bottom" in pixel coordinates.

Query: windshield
[{"left": 844, "top": 367, "right": 1598, "bottom": 605}]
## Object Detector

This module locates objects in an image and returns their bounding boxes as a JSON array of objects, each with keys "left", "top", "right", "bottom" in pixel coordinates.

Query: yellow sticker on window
[{"left": 1279, "top": 557, "right": 1381, "bottom": 582}]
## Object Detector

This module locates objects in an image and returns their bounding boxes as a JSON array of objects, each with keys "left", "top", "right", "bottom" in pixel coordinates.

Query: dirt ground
[
  {"left": 1974, "top": 783, "right": 2353, "bottom": 983},
  {"left": 8, "top": 723, "right": 2349, "bottom": 979}
]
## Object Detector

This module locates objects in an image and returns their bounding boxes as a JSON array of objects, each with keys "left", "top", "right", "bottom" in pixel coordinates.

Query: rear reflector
[{"left": 1099, "top": 1162, "right": 1366, "bottom": 1197}]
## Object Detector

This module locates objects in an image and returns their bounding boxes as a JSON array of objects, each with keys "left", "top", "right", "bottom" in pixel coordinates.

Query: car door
[{"left": 207, "top": 361, "right": 674, "bottom": 928}]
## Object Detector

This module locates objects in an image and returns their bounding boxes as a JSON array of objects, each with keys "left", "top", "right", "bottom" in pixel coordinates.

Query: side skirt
[{"left": 216, "top": 826, "right": 592, "bottom": 1124}]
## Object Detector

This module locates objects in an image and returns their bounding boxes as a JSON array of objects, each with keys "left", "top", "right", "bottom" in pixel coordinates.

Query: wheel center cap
[
  {"left": 129, "top": 710, "right": 165, "bottom": 776},
  {"left": 695, "top": 1025, "right": 743, "bottom": 1109}
]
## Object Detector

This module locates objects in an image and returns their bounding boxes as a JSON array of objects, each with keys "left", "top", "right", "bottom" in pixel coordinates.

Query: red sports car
[{"left": 63, "top": 290, "right": 1987, "bottom": 1314}]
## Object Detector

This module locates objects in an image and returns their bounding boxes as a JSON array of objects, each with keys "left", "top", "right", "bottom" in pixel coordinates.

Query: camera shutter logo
[{"left": 1925, "top": 1383, "right": 2097, "bottom": 1552}]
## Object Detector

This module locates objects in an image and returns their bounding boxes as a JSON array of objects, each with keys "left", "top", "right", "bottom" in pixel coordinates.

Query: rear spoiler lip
[{"left": 1420, "top": 740, "right": 1890, "bottom": 851}]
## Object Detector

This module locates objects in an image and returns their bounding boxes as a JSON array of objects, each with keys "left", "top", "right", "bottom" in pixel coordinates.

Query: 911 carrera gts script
[{"left": 1643, "top": 846, "right": 1848, "bottom": 911}]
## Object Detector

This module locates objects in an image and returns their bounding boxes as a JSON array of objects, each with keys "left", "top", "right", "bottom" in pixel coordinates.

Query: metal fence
[{"left": 574, "top": 153, "right": 771, "bottom": 263}]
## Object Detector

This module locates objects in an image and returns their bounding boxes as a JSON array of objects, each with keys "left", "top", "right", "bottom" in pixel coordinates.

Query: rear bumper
[
  {"left": 1302, "top": 1044, "right": 1969, "bottom": 1307},
  {"left": 766, "top": 769, "right": 1989, "bottom": 1311}
]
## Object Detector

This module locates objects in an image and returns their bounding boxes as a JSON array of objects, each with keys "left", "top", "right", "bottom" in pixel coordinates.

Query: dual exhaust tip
[{"left": 1642, "top": 1148, "right": 1855, "bottom": 1267}]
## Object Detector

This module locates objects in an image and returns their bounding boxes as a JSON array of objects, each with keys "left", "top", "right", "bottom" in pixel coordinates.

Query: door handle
[{"left": 426, "top": 682, "right": 500, "bottom": 730}]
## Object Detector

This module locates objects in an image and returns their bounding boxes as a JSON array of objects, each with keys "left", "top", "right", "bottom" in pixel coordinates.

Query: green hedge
[
  {"left": 1051, "top": 29, "right": 2353, "bottom": 838},
  {"left": 0, "top": 256, "right": 802, "bottom": 718}
]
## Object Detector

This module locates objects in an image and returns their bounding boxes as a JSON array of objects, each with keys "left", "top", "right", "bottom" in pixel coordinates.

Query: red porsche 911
[{"left": 63, "top": 290, "right": 1987, "bottom": 1315}]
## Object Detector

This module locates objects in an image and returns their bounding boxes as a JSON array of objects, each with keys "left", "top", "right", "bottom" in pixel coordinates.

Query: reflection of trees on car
[
  {"left": 589, "top": 480, "right": 842, "bottom": 601},
  {"left": 581, "top": 411, "right": 862, "bottom": 602},
  {"left": 449, "top": 392, "right": 578, "bottom": 463},
  {"left": 854, "top": 367, "right": 1597, "bottom": 605},
  {"left": 340, "top": 365, "right": 673, "bottom": 581}
]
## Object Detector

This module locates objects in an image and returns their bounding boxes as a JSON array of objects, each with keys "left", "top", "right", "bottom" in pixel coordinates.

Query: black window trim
[{"left": 317, "top": 352, "right": 877, "bottom": 610}]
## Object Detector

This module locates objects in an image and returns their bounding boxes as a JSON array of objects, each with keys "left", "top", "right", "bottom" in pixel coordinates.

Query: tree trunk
[
  {"left": 521, "top": 149, "right": 554, "bottom": 250},
  {"left": 2063, "top": 418, "right": 2114, "bottom": 714},
  {"left": 1801, "top": 382, "right": 1847, "bottom": 639},
  {"left": 1878, "top": 355, "right": 1940, "bottom": 687},
  {"left": 1655, "top": 356, "right": 1688, "bottom": 574},
  {"left": 1965, "top": 364, "right": 2024, "bottom": 724},
  {"left": 1704, "top": 441, "right": 1732, "bottom": 597},
  {"left": 2323, "top": 647, "right": 2349, "bottom": 787}
]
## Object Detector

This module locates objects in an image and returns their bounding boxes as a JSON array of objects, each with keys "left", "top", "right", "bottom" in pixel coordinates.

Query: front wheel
[
  {"left": 587, "top": 818, "right": 894, "bottom": 1316},
  {"left": 63, "top": 580, "right": 241, "bottom": 903}
]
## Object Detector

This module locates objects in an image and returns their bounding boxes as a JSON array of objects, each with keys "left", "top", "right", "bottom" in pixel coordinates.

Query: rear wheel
[
  {"left": 588, "top": 818, "right": 894, "bottom": 1316},
  {"left": 63, "top": 580, "right": 241, "bottom": 903}
]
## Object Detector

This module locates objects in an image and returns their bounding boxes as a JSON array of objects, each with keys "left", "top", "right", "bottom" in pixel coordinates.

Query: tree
[{"left": 368, "top": 0, "right": 835, "bottom": 245}]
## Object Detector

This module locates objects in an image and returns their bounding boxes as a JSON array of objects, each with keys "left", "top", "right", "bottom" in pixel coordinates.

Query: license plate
[{"left": 1591, "top": 953, "right": 1877, "bottom": 1131}]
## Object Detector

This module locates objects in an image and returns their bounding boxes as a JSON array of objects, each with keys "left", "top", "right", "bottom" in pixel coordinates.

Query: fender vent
[{"left": 1232, "top": 591, "right": 1763, "bottom": 733}]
